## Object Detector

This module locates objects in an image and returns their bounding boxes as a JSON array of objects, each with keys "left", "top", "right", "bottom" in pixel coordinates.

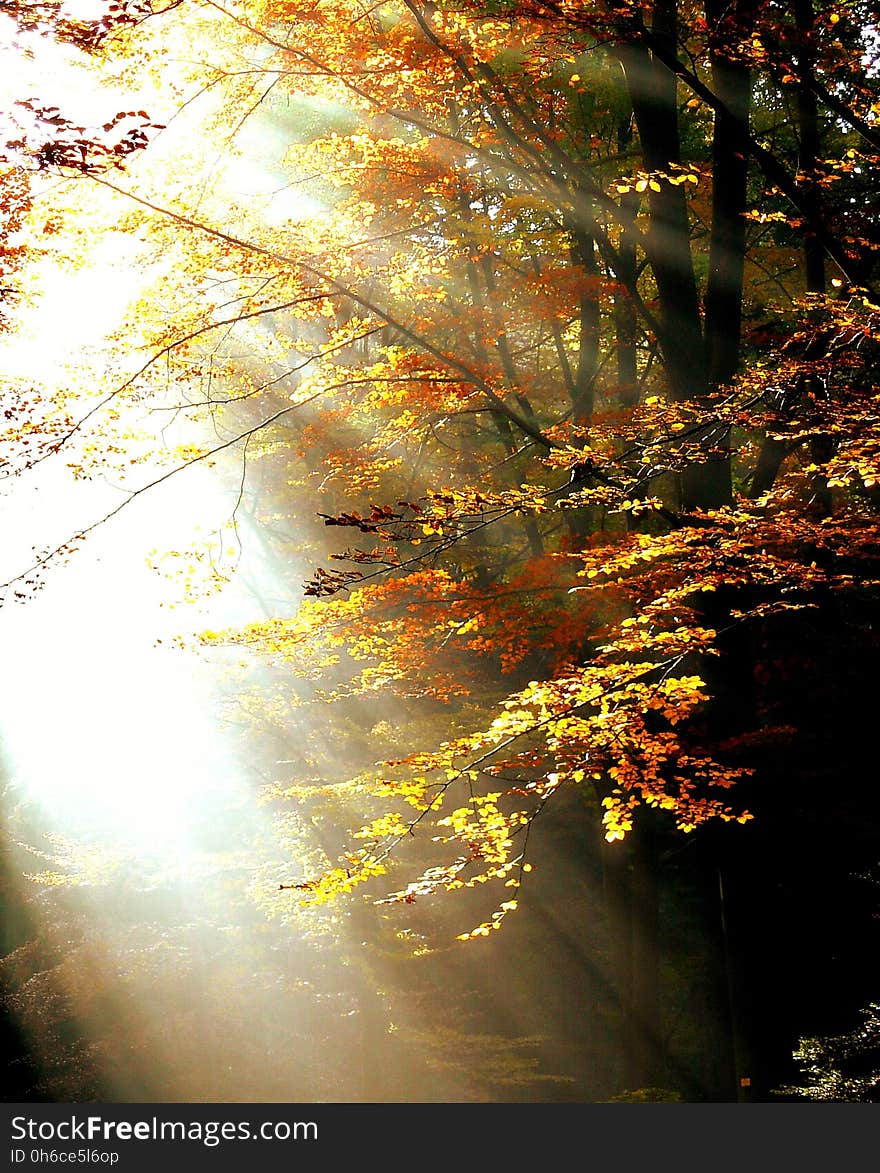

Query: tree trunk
[
  {"left": 619, "top": 1, "right": 735, "bottom": 510},
  {"left": 571, "top": 227, "right": 601, "bottom": 427},
  {"left": 627, "top": 821, "right": 665, "bottom": 1089},
  {"left": 704, "top": 0, "right": 755, "bottom": 391},
  {"left": 749, "top": 0, "right": 833, "bottom": 509},
  {"left": 795, "top": 0, "right": 834, "bottom": 515},
  {"left": 794, "top": 0, "right": 825, "bottom": 295},
  {"left": 615, "top": 115, "right": 640, "bottom": 409},
  {"left": 618, "top": 2, "right": 704, "bottom": 405},
  {"left": 602, "top": 821, "right": 666, "bottom": 1093}
]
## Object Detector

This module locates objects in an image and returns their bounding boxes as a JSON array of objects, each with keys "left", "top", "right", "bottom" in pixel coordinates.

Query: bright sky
[{"left": 0, "top": 7, "right": 333, "bottom": 1096}]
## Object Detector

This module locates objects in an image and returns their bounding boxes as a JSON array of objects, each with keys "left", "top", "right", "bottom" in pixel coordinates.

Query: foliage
[
  {"left": 2, "top": 0, "right": 879, "bottom": 1101},
  {"left": 132, "top": 0, "right": 880, "bottom": 941},
  {"left": 604, "top": 1086, "right": 684, "bottom": 1102},
  {"left": 779, "top": 1003, "right": 880, "bottom": 1102}
]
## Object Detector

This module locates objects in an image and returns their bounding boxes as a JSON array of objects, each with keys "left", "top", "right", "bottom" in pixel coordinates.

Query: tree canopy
[{"left": 2, "top": 0, "right": 879, "bottom": 1102}]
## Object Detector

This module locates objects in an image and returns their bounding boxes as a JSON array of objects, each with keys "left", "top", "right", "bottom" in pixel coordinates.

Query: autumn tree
[{"left": 3, "top": 0, "right": 879, "bottom": 1100}]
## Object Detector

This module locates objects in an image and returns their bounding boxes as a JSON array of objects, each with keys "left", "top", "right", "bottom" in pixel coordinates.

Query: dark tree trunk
[
  {"left": 619, "top": 1, "right": 735, "bottom": 510},
  {"left": 748, "top": 0, "right": 833, "bottom": 509},
  {"left": 690, "top": 0, "right": 758, "bottom": 511},
  {"left": 794, "top": 0, "right": 834, "bottom": 514},
  {"left": 794, "top": 0, "right": 825, "bottom": 296},
  {"left": 571, "top": 228, "right": 601, "bottom": 427},
  {"left": 619, "top": 2, "right": 705, "bottom": 405},
  {"left": 704, "top": 0, "right": 755, "bottom": 391},
  {"left": 627, "top": 821, "right": 665, "bottom": 1088},
  {"left": 602, "top": 821, "right": 666, "bottom": 1093},
  {"left": 615, "top": 116, "right": 640, "bottom": 409}
]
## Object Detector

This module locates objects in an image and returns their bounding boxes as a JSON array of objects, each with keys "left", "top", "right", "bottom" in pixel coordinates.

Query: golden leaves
[
  {"left": 456, "top": 898, "right": 520, "bottom": 941},
  {"left": 280, "top": 857, "right": 388, "bottom": 906},
  {"left": 613, "top": 167, "right": 701, "bottom": 195}
]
